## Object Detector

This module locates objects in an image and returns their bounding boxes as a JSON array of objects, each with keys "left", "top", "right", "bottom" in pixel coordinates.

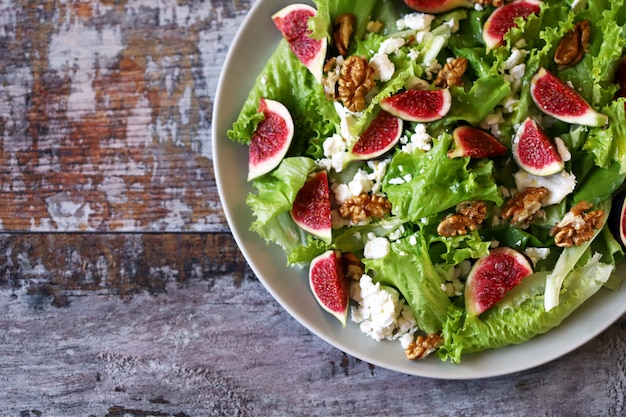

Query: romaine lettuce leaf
[{"left": 439, "top": 252, "right": 614, "bottom": 363}]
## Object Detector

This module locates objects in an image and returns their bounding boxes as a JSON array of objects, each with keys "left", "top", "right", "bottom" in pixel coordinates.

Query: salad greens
[{"left": 228, "top": 0, "right": 626, "bottom": 363}]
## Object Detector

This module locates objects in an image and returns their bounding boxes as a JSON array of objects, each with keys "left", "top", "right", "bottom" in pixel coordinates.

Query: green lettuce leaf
[
  {"left": 247, "top": 157, "right": 319, "bottom": 258},
  {"left": 365, "top": 232, "right": 451, "bottom": 334},
  {"left": 227, "top": 40, "right": 337, "bottom": 158},
  {"left": 382, "top": 133, "right": 503, "bottom": 222},
  {"left": 439, "top": 252, "right": 614, "bottom": 363}
]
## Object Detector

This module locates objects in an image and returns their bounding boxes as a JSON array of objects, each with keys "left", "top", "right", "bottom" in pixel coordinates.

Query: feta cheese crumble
[
  {"left": 363, "top": 236, "right": 390, "bottom": 259},
  {"left": 350, "top": 275, "right": 419, "bottom": 342},
  {"left": 513, "top": 170, "right": 577, "bottom": 206}
]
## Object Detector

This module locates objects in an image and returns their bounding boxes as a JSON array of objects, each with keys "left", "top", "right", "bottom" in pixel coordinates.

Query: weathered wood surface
[{"left": 1, "top": 0, "right": 625, "bottom": 416}]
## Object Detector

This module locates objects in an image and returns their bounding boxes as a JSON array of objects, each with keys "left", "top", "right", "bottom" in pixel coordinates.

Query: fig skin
[
  {"left": 272, "top": 4, "right": 327, "bottom": 82},
  {"left": 465, "top": 247, "right": 534, "bottom": 316},
  {"left": 512, "top": 118, "right": 564, "bottom": 177},
  {"left": 530, "top": 67, "right": 608, "bottom": 127},
  {"left": 309, "top": 250, "right": 350, "bottom": 326},
  {"left": 448, "top": 125, "right": 508, "bottom": 159},
  {"left": 247, "top": 98, "right": 294, "bottom": 181},
  {"left": 290, "top": 170, "right": 332, "bottom": 244},
  {"left": 402, "top": 0, "right": 473, "bottom": 13}
]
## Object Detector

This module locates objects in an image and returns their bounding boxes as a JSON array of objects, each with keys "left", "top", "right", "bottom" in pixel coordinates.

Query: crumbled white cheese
[
  {"left": 554, "top": 137, "right": 571, "bottom": 162},
  {"left": 503, "top": 48, "right": 528, "bottom": 70},
  {"left": 401, "top": 123, "right": 432, "bottom": 153},
  {"left": 501, "top": 95, "right": 519, "bottom": 113},
  {"left": 556, "top": 211, "right": 587, "bottom": 230},
  {"left": 397, "top": 12, "right": 435, "bottom": 31},
  {"left": 408, "top": 48, "right": 420, "bottom": 61},
  {"left": 331, "top": 183, "right": 352, "bottom": 205},
  {"left": 350, "top": 275, "right": 419, "bottom": 342},
  {"left": 440, "top": 260, "right": 470, "bottom": 297},
  {"left": 323, "top": 133, "right": 346, "bottom": 157},
  {"left": 480, "top": 111, "right": 504, "bottom": 137},
  {"left": 524, "top": 247, "right": 551, "bottom": 266},
  {"left": 367, "top": 158, "right": 390, "bottom": 194},
  {"left": 363, "top": 237, "right": 390, "bottom": 259},
  {"left": 379, "top": 37, "right": 405, "bottom": 55},
  {"left": 348, "top": 169, "right": 374, "bottom": 196},
  {"left": 388, "top": 225, "right": 405, "bottom": 241},
  {"left": 513, "top": 170, "right": 577, "bottom": 206},
  {"left": 370, "top": 53, "right": 396, "bottom": 82}
]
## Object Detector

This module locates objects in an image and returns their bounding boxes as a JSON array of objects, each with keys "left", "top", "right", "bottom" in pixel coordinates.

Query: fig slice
[
  {"left": 379, "top": 89, "right": 452, "bottom": 123},
  {"left": 465, "top": 247, "right": 534, "bottom": 316},
  {"left": 290, "top": 170, "right": 332, "bottom": 244},
  {"left": 512, "top": 118, "right": 564, "bottom": 176},
  {"left": 272, "top": 4, "right": 327, "bottom": 82},
  {"left": 482, "top": 0, "right": 542, "bottom": 51},
  {"left": 309, "top": 250, "right": 350, "bottom": 326},
  {"left": 448, "top": 125, "right": 508, "bottom": 159},
  {"left": 530, "top": 67, "right": 609, "bottom": 127},
  {"left": 350, "top": 110, "right": 403, "bottom": 161},
  {"left": 402, "top": 0, "right": 473, "bottom": 13},
  {"left": 247, "top": 98, "right": 295, "bottom": 181}
]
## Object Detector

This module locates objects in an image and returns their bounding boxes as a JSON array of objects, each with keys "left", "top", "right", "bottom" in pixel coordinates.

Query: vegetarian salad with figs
[{"left": 227, "top": 0, "right": 626, "bottom": 363}]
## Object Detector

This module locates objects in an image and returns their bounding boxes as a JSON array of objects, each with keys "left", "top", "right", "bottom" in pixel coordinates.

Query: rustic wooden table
[{"left": 1, "top": 0, "right": 625, "bottom": 415}]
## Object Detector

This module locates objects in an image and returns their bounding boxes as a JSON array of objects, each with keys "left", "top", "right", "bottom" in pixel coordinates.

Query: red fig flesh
[
  {"left": 351, "top": 110, "right": 403, "bottom": 161},
  {"left": 379, "top": 89, "right": 452, "bottom": 123},
  {"left": 512, "top": 118, "right": 564, "bottom": 176},
  {"left": 290, "top": 170, "right": 332, "bottom": 244},
  {"left": 402, "top": 0, "right": 473, "bottom": 13},
  {"left": 272, "top": 4, "right": 327, "bottom": 82},
  {"left": 448, "top": 125, "right": 508, "bottom": 159},
  {"left": 465, "top": 247, "right": 534, "bottom": 316},
  {"left": 248, "top": 98, "right": 295, "bottom": 181},
  {"left": 530, "top": 67, "right": 608, "bottom": 126},
  {"left": 309, "top": 250, "right": 350, "bottom": 326},
  {"left": 482, "top": 0, "right": 542, "bottom": 51}
]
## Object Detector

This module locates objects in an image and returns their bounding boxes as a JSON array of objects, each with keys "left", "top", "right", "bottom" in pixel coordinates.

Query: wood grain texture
[
  {"left": 0, "top": 0, "right": 249, "bottom": 231},
  {"left": 2, "top": 264, "right": 626, "bottom": 416},
  {"left": 1, "top": 0, "right": 626, "bottom": 415}
]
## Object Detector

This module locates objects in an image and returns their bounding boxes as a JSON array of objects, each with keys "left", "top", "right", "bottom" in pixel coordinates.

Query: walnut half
[
  {"left": 437, "top": 201, "right": 487, "bottom": 237},
  {"left": 554, "top": 20, "right": 591, "bottom": 70},
  {"left": 338, "top": 193, "right": 392, "bottom": 223},
  {"left": 550, "top": 201, "right": 604, "bottom": 247},
  {"left": 405, "top": 333, "right": 443, "bottom": 360},
  {"left": 501, "top": 187, "right": 548, "bottom": 227},
  {"left": 434, "top": 57, "right": 468, "bottom": 88},
  {"left": 333, "top": 13, "right": 355, "bottom": 56},
  {"left": 337, "top": 55, "right": 376, "bottom": 112}
]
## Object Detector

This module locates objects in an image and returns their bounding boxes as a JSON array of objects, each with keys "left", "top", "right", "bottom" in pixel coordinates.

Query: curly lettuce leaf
[
  {"left": 439, "top": 252, "right": 613, "bottom": 363},
  {"left": 247, "top": 157, "right": 319, "bottom": 258},
  {"left": 365, "top": 233, "right": 451, "bottom": 334},
  {"left": 227, "top": 40, "right": 337, "bottom": 158},
  {"left": 382, "top": 133, "right": 503, "bottom": 222}
]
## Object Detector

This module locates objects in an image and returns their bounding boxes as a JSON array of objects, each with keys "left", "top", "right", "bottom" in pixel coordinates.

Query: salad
[{"left": 227, "top": 0, "right": 626, "bottom": 364}]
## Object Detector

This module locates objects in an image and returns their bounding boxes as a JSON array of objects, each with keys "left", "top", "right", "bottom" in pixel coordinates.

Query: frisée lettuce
[{"left": 228, "top": 0, "right": 626, "bottom": 364}]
